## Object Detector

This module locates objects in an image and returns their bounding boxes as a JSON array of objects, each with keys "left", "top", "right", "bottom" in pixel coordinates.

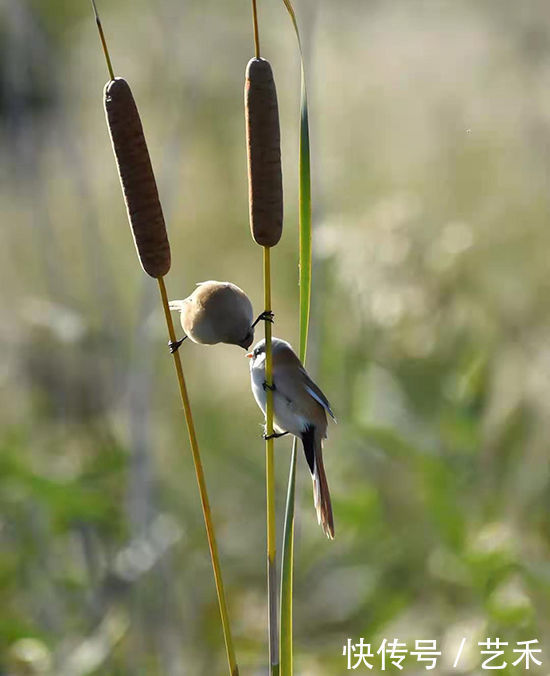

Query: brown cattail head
[
  {"left": 104, "top": 78, "right": 171, "bottom": 278},
  {"left": 245, "top": 58, "right": 283, "bottom": 248}
]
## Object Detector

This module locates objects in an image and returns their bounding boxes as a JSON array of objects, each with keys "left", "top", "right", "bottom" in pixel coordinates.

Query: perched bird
[
  {"left": 169, "top": 280, "right": 272, "bottom": 352},
  {"left": 248, "top": 337, "right": 336, "bottom": 538}
]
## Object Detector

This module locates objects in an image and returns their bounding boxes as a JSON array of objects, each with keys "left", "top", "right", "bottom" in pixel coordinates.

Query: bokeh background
[{"left": 2, "top": 0, "right": 550, "bottom": 673}]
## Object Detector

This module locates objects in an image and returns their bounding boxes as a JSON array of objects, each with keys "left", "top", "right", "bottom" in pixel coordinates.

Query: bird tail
[{"left": 302, "top": 426, "right": 335, "bottom": 539}]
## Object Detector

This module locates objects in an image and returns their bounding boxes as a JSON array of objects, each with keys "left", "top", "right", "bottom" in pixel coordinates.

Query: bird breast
[{"left": 250, "top": 362, "right": 309, "bottom": 437}]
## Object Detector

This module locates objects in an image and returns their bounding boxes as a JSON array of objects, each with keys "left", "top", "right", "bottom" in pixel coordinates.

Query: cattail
[
  {"left": 104, "top": 77, "right": 171, "bottom": 278},
  {"left": 245, "top": 58, "right": 283, "bottom": 248}
]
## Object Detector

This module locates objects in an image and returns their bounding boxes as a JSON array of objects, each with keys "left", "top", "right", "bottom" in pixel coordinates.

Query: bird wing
[
  {"left": 272, "top": 362, "right": 335, "bottom": 426},
  {"left": 299, "top": 367, "right": 336, "bottom": 421}
]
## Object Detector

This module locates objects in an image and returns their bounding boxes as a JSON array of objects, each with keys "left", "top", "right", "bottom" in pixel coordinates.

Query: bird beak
[{"left": 246, "top": 352, "right": 253, "bottom": 359}]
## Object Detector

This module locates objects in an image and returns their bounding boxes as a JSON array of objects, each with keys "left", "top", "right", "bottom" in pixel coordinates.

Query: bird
[
  {"left": 168, "top": 281, "right": 273, "bottom": 352},
  {"left": 248, "top": 337, "right": 336, "bottom": 538}
]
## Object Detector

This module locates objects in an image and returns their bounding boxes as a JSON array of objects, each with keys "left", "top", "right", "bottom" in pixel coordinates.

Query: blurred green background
[{"left": 2, "top": 0, "right": 550, "bottom": 673}]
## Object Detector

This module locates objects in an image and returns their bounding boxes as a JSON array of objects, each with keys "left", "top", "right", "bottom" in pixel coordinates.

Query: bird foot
[
  {"left": 252, "top": 311, "right": 274, "bottom": 328},
  {"left": 168, "top": 336, "right": 187, "bottom": 353},
  {"left": 263, "top": 431, "right": 290, "bottom": 440},
  {"left": 262, "top": 381, "right": 275, "bottom": 392}
]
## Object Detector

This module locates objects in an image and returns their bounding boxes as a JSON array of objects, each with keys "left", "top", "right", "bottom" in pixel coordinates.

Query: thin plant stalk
[
  {"left": 263, "top": 246, "right": 279, "bottom": 675},
  {"left": 280, "top": 438, "right": 297, "bottom": 674},
  {"left": 279, "top": 2, "right": 312, "bottom": 673},
  {"left": 251, "top": 0, "right": 261, "bottom": 60},
  {"left": 249, "top": 0, "right": 280, "bottom": 669},
  {"left": 90, "top": 3, "right": 239, "bottom": 673},
  {"left": 158, "top": 278, "right": 239, "bottom": 676},
  {"left": 91, "top": 0, "right": 114, "bottom": 80}
]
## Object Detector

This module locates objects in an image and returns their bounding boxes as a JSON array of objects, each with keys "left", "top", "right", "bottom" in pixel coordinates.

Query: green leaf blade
[{"left": 280, "top": 4, "right": 312, "bottom": 675}]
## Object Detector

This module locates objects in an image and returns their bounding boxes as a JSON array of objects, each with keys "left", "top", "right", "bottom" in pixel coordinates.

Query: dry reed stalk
[{"left": 90, "top": 2, "right": 238, "bottom": 673}]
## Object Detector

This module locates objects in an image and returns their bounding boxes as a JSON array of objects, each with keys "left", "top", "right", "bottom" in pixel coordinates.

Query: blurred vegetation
[{"left": 2, "top": 0, "right": 550, "bottom": 673}]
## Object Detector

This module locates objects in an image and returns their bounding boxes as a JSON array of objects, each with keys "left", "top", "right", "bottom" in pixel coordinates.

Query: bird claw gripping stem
[
  {"left": 263, "top": 430, "right": 289, "bottom": 440},
  {"left": 168, "top": 336, "right": 187, "bottom": 353},
  {"left": 252, "top": 310, "right": 275, "bottom": 328}
]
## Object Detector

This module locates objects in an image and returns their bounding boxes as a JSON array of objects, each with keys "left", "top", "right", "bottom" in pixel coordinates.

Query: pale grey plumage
[{"left": 248, "top": 337, "right": 335, "bottom": 538}]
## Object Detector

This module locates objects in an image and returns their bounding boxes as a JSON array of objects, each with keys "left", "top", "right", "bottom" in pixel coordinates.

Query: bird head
[
  {"left": 246, "top": 339, "right": 266, "bottom": 368},
  {"left": 237, "top": 329, "right": 255, "bottom": 350}
]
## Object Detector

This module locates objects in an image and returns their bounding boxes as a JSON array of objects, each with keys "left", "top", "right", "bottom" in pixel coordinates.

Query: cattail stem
[
  {"left": 245, "top": 3, "right": 281, "bottom": 669},
  {"left": 251, "top": 0, "right": 261, "bottom": 59},
  {"left": 92, "top": 2, "right": 238, "bottom": 672},
  {"left": 263, "top": 246, "right": 279, "bottom": 674},
  {"left": 157, "top": 277, "right": 239, "bottom": 676},
  {"left": 90, "top": 0, "right": 114, "bottom": 80}
]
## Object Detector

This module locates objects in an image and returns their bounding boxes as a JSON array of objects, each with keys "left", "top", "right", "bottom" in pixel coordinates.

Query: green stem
[
  {"left": 263, "top": 247, "right": 279, "bottom": 674},
  {"left": 280, "top": 439, "right": 297, "bottom": 672}
]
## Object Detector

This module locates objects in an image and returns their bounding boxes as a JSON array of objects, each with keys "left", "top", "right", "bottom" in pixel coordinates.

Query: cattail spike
[
  {"left": 245, "top": 58, "right": 283, "bottom": 248},
  {"left": 104, "top": 78, "right": 171, "bottom": 278}
]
